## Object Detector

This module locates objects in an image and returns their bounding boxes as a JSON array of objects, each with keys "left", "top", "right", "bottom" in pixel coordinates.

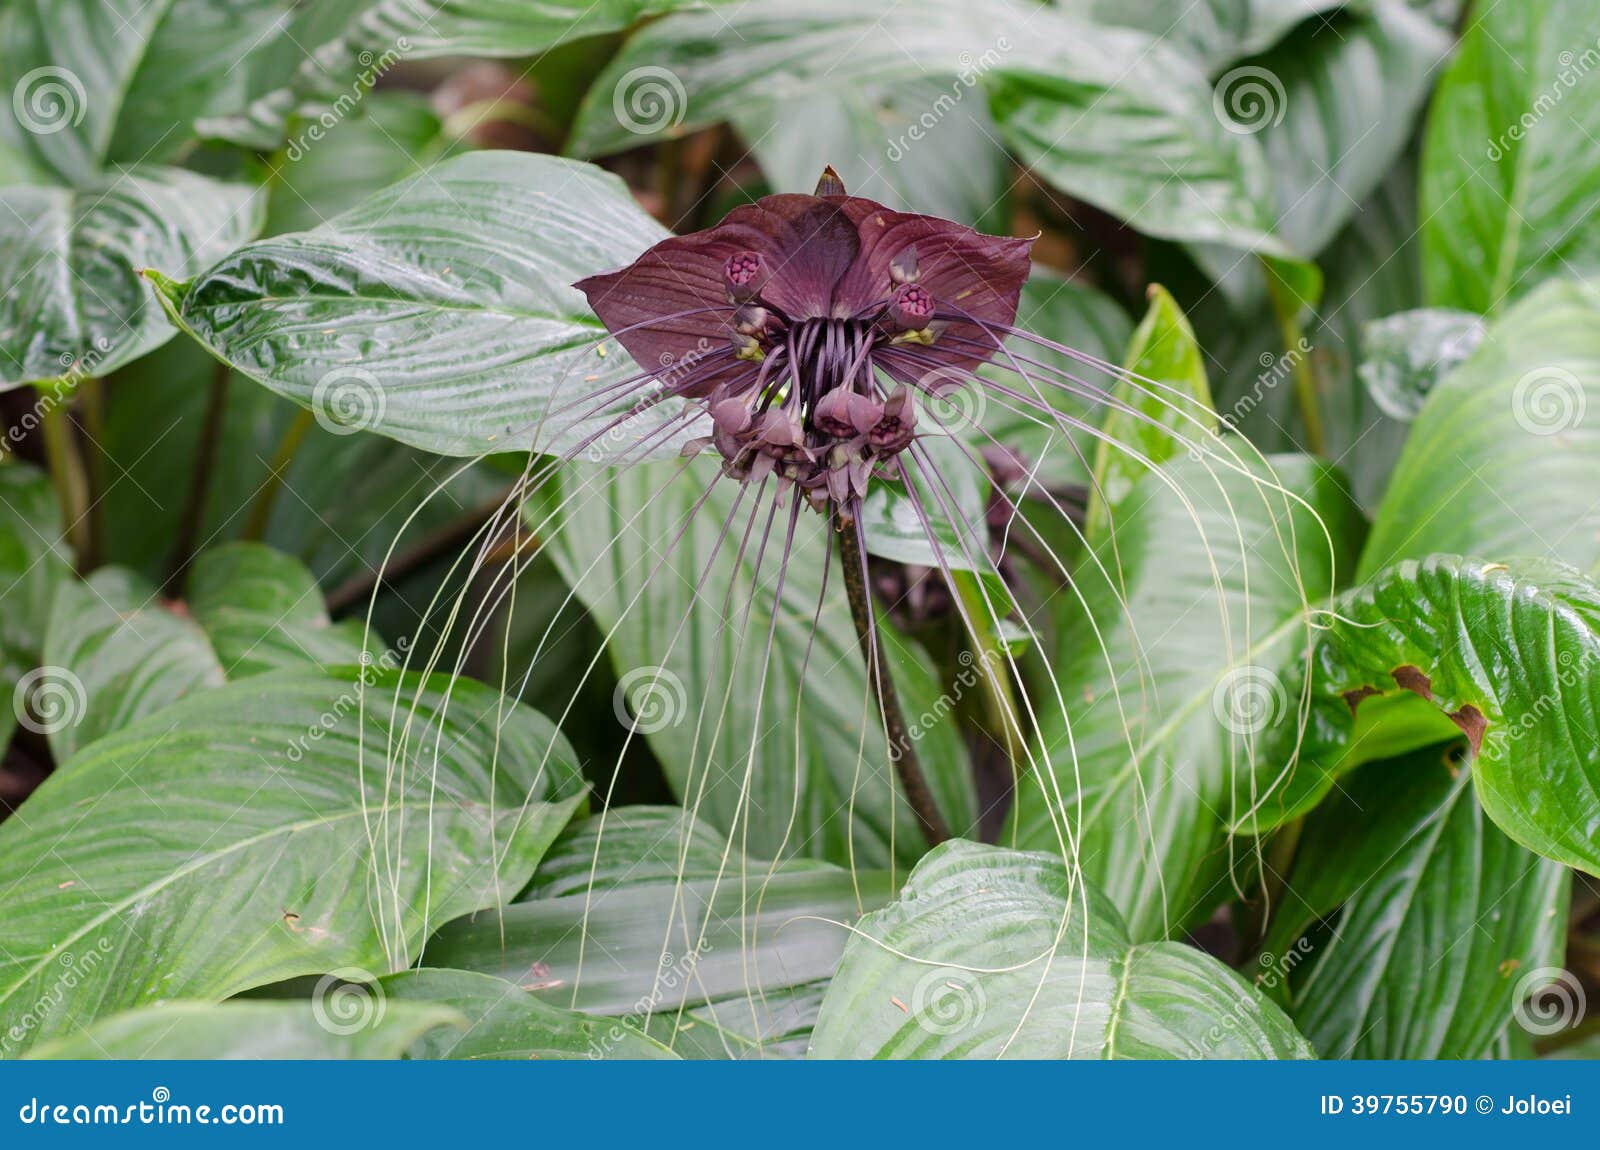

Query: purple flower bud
[
  {"left": 712, "top": 397, "right": 753, "bottom": 437},
  {"left": 869, "top": 385, "right": 917, "bottom": 453},
  {"left": 813, "top": 390, "right": 883, "bottom": 440},
  {"left": 733, "top": 304, "right": 773, "bottom": 337},
  {"left": 723, "top": 251, "right": 768, "bottom": 303},
  {"left": 888, "top": 283, "right": 935, "bottom": 331}
]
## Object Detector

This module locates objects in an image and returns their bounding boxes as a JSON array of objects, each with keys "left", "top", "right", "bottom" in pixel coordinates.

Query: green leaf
[
  {"left": 262, "top": 91, "right": 457, "bottom": 236},
  {"left": 1057, "top": 0, "right": 1344, "bottom": 74},
  {"left": 861, "top": 435, "right": 995, "bottom": 584},
  {"left": 1084, "top": 285, "right": 1217, "bottom": 540},
  {"left": 383, "top": 969, "right": 675, "bottom": 1059},
  {"left": 548, "top": 458, "right": 977, "bottom": 867},
  {"left": 0, "top": 170, "right": 262, "bottom": 389},
  {"left": 1362, "top": 280, "right": 1600, "bottom": 578},
  {"left": 731, "top": 78, "right": 1008, "bottom": 227},
  {"left": 22, "top": 1000, "right": 461, "bottom": 1060},
  {"left": 427, "top": 816, "right": 892, "bottom": 1048},
  {"left": 1358, "top": 307, "right": 1487, "bottom": 421},
  {"left": 809, "top": 840, "right": 1315, "bottom": 1058},
  {"left": 1421, "top": 0, "right": 1600, "bottom": 313},
  {"left": 1007, "top": 454, "right": 1366, "bottom": 938},
  {"left": 199, "top": 0, "right": 704, "bottom": 149},
  {"left": 1260, "top": 745, "right": 1568, "bottom": 1059},
  {"left": 41, "top": 543, "right": 382, "bottom": 759},
  {"left": 0, "top": 0, "right": 292, "bottom": 183},
  {"left": 1257, "top": 554, "right": 1600, "bottom": 878},
  {"left": 153, "top": 151, "right": 694, "bottom": 459},
  {"left": 42, "top": 568, "right": 223, "bottom": 762},
  {"left": 0, "top": 668, "right": 583, "bottom": 1054},
  {"left": 0, "top": 463, "right": 73, "bottom": 661},
  {"left": 187, "top": 543, "right": 372, "bottom": 678}
]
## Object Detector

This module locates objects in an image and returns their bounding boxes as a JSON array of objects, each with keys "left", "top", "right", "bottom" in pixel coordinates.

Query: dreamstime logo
[
  {"left": 13, "top": 666, "right": 86, "bottom": 735},
  {"left": 1212, "top": 66, "right": 1286, "bottom": 135},
  {"left": 612, "top": 665, "right": 687, "bottom": 734},
  {"left": 612, "top": 66, "right": 686, "bottom": 136},
  {"left": 311, "top": 969, "right": 386, "bottom": 1036},
  {"left": 910, "top": 967, "right": 986, "bottom": 1036},
  {"left": 918, "top": 364, "right": 987, "bottom": 433},
  {"left": 1511, "top": 366, "right": 1585, "bottom": 436},
  {"left": 1512, "top": 966, "right": 1585, "bottom": 1037},
  {"left": 1211, "top": 665, "right": 1287, "bottom": 736},
  {"left": 312, "top": 367, "right": 386, "bottom": 436},
  {"left": 12, "top": 66, "right": 86, "bottom": 135},
  {"left": 885, "top": 39, "right": 1011, "bottom": 162}
]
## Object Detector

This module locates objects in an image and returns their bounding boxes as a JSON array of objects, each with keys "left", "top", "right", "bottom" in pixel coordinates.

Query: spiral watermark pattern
[
  {"left": 910, "top": 967, "right": 986, "bottom": 1037},
  {"left": 918, "top": 364, "right": 988, "bottom": 433},
  {"left": 1512, "top": 966, "right": 1585, "bottom": 1036},
  {"left": 311, "top": 367, "right": 386, "bottom": 436},
  {"left": 311, "top": 968, "right": 386, "bottom": 1036},
  {"left": 612, "top": 665, "right": 688, "bottom": 734},
  {"left": 12, "top": 66, "right": 86, "bottom": 135},
  {"left": 13, "top": 666, "right": 86, "bottom": 735},
  {"left": 1212, "top": 66, "right": 1287, "bottom": 135},
  {"left": 1211, "top": 665, "right": 1287, "bottom": 736},
  {"left": 1511, "top": 366, "right": 1585, "bottom": 436},
  {"left": 612, "top": 66, "right": 687, "bottom": 136}
]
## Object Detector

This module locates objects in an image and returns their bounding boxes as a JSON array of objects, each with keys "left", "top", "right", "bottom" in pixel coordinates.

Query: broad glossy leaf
[
  {"left": 1359, "top": 308, "right": 1486, "bottom": 421},
  {"left": 1256, "top": 555, "right": 1600, "bottom": 877},
  {"left": 1260, "top": 745, "right": 1567, "bottom": 1059},
  {"left": 0, "top": 0, "right": 291, "bottom": 183},
  {"left": 187, "top": 543, "right": 371, "bottom": 678},
  {"left": 809, "top": 840, "right": 1314, "bottom": 1058},
  {"left": 200, "top": 0, "right": 704, "bottom": 149},
  {"left": 732, "top": 76, "right": 1008, "bottom": 227},
  {"left": 549, "top": 458, "right": 977, "bottom": 867},
  {"left": 42, "top": 568, "right": 223, "bottom": 762},
  {"left": 0, "top": 463, "right": 72, "bottom": 661},
  {"left": 1057, "top": 0, "right": 1343, "bottom": 74},
  {"left": 153, "top": 151, "right": 693, "bottom": 458},
  {"left": 383, "top": 969, "right": 674, "bottom": 1059},
  {"left": 22, "top": 1000, "right": 460, "bottom": 1061},
  {"left": 0, "top": 169, "right": 262, "bottom": 389},
  {"left": 1007, "top": 454, "right": 1365, "bottom": 938},
  {"left": 0, "top": 669, "right": 583, "bottom": 1053},
  {"left": 1421, "top": 0, "right": 1600, "bottom": 313},
  {"left": 1362, "top": 281, "right": 1600, "bottom": 578},
  {"left": 429, "top": 833, "right": 891, "bottom": 1028},
  {"left": 1084, "top": 285, "right": 1216, "bottom": 540}
]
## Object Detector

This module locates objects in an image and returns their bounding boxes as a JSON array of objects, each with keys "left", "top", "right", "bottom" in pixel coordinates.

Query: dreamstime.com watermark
[
  {"left": 1487, "top": 38, "right": 1600, "bottom": 161},
  {"left": 885, "top": 40, "right": 1012, "bottom": 163},
  {"left": 17, "top": 1088, "right": 283, "bottom": 1128},
  {"left": 892, "top": 647, "right": 1005, "bottom": 759},
  {"left": 285, "top": 40, "right": 411, "bottom": 161},
  {"left": 1212, "top": 337, "right": 1314, "bottom": 444},
  {"left": 612, "top": 664, "right": 689, "bottom": 735},
  {"left": 1, "top": 337, "right": 112, "bottom": 464}
]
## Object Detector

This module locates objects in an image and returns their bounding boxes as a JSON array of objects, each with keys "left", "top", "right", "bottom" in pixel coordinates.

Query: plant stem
[
  {"left": 77, "top": 376, "right": 106, "bottom": 570},
  {"left": 836, "top": 510, "right": 950, "bottom": 846},
  {"left": 951, "top": 569, "right": 1025, "bottom": 786},
  {"left": 165, "top": 362, "right": 230, "bottom": 596},
  {"left": 1262, "top": 260, "right": 1326, "bottom": 458},
  {"left": 38, "top": 385, "right": 91, "bottom": 572},
  {"left": 243, "top": 407, "right": 313, "bottom": 542}
]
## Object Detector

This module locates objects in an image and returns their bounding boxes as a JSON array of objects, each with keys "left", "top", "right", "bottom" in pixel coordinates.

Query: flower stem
[
  {"left": 165, "top": 361, "right": 230, "bottom": 596},
  {"left": 1263, "top": 261, "right": 1325, "bottom": 457},
  {"left": 836, "top": 510, "right": 950, "bottom": 845},
  {"left": 38, "top": 384, "right": 91, "bottom": 572},
  {"left": 244, "top": 406, "right": 313, "bottom": 542}
]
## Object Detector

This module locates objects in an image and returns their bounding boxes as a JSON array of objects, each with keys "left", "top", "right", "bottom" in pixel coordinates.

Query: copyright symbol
[{"left": 1476, "top": 1096, "right": 1493, "bottom": 1114}]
